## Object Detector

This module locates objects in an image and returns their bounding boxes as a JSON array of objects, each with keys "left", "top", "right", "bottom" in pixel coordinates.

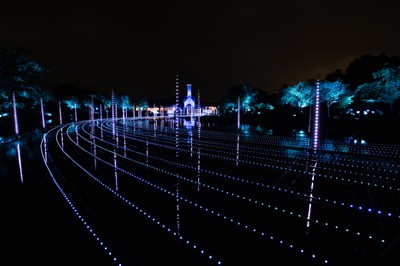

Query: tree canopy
[
  {"left": 319, "top": 80, "right": 349, "bottom": 117},
  {"left": 280, "top": 81, "right": 315, "bottom": 113},
  {"left": 356, "top": 65, "right": 400, "bottom": 113},
  {"left": 343, "top": 53, "right": 400, "bottom": 90},
  {"left": 218, "top": 83, "right": 273, "bottom": 115},
  {"left": 0, "top": 48, "right": 47, "bottom": 111}
]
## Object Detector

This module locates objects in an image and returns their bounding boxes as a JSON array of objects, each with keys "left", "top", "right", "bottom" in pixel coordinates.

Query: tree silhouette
[
  {"left": 325, "top": 69, "right": 344, "bottom": 82},
  {"left": 0, "top": 48, "right": 47, "bottom": 111},
  {"left": 356, "top": 65, "right": 400, "bottom": 113},
  {"left": 344, "top": 53, "right": 400, "bottom": 90},
  {"left": 218, "top": 83, "right": 272, "bottom": 115}
]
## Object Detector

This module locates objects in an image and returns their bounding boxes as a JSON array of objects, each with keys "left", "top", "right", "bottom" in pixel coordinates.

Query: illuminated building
[{"left": 183, "top": 84, "right": 196, "bottom": 115}]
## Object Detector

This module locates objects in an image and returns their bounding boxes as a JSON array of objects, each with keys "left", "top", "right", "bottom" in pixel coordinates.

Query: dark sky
[{"left": 1, "top": 0, "right": 400, "bottom": 102}]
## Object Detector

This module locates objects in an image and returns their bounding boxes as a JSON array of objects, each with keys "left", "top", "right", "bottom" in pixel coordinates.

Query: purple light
[
  {"left": 237, "top": 96, "right": 240, "bottom": 130},
  {"left": 313, "top": 80, "right": 320, "bottom": 151},
  {"left": 91, "top": 96, "right": 94, "bottom": 121},
  {"left": 197, "top": 89, "right": 201, "bottom": 115},
  {"left": 112, "top": 89, "right": 116, "bottom": 136},
  {"left": 17, "top": 143, "right": 23, "bottom": 183},
  {"left": 12, "top": 92, "right": 19, "bottom": 135},
  {"left": 175, "top": 74, "right": 179, "bottom": 158},
  {"left": 74, "top": 102, "right": 78, "bottom": 122},
  {"left": 40, "top": 98, "right": 45, "bottom": 129},
  {"left": 111, "top": 89, "right": 115, "bottom": 121},
  {"left": 59, "top": 101, "right": 63, "bottom": 125},
  {"left": 114, "top": 150, "right": 118, "bottom": 191}
]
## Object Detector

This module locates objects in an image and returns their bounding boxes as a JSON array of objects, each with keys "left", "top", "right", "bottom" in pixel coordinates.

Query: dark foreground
[{"left": 2, "top": 117, "right": 400, "bottom": 265}]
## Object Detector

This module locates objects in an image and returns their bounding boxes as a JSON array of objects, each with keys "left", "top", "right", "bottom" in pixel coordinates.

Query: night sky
[{"left": 2, "top": 1, "right": 400, "bottom": 102}]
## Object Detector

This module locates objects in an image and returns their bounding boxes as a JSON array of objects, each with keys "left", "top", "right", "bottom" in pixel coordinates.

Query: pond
[{"left": 2, "top": 117, "right": 399, "bottom": 265}]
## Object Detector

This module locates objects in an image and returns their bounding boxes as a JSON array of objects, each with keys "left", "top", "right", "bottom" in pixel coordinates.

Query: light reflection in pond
[
  {"left": 17, "top": 143, "right": 23, "bottom": 183},
  {"left": 306, "top": 158, "right": 317, "bottom": 231},
  {"left": 114, "top": 148, "right": 118, "bottom": 191},
  {"left": 176, "top": 183, "right": 181, "bottom": 241},
  {"left": 236, "top": 133, "right": 240, "bottom": 167}
]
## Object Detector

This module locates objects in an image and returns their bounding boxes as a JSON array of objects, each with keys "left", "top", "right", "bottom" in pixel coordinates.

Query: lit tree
[
  {"left": 0, "top": 49, "right": 46, "bottom": 104},
  {"left": 118, "top": 95, "right": 131, "bottom": 110},
  {"left": 356, "top": 83, "right": 379, "bottom": 102},
  {"left": 63, "top": 96, "right": 81, "bottom": 109},
  {"left": 280, "top": 81, "right": 314, "bottom": 113},
  {"left": 25, "top": 87, "right": 53, "bottom": 108},
  {"left": 0, "top": 90, "right": 11, "bottom": 112},
  {"left": 24, "top": 87, "right": 54, "bottom": 128},
  {"left": 336, "top": 93, "right": 354, "bottom": 110},
  {"left": 218, "top": 101, "right": 236, "bottom": 114},
  {"left": 118, "top": 94, "right": 131, "bottom": 119},
  {"left": 136, "top": 97, "right": 149, "bottom": 108},
  {"left": 374, "top": 66, "right": 400, "bottom": 113},
  {"left": 319, "top": 80, "right": 348, "bottom": 117},
  {"left": 255, "top": 102, "right": 274, "bottom": 111},
  {"left": 83, "top": 97, "right": 94, "bottom": 120},
  {"left": 218, "top": 83, "right": 272, "bottom": 115},
  {"left": 0, "top": 48, "right": 47, "bottom": 131},
  {"left": 356, "top": 65, "right": 400, "bottom": 113},
  {"left": 135, "top": 97, "right": 149, "bottom": 117},
  {"left": 96, "top": 94, "right": 111, "bottom": 118},
  {"left": 63, "top": 96, "right": 81, "bottom": 122}
]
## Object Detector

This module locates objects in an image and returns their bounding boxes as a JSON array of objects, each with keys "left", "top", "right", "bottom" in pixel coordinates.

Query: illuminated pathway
[{"left": 40, "top": 117, "right": 400, "bottom": 265}]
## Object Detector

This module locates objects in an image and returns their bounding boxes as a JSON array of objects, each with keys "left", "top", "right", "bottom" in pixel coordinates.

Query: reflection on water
[
  {"left": 61, "top": 128, "right": 64, "bottom": 149},
  {"left": 183, "top": 118, "right": 196, "bottom": 128},
  {"left": 4, "top": 117, "right": 400, "bottom": 265},
  {"left": 114, "top": 149, "right": 118, "bottom": 191},
  {"left": 236, "top": 134, "right": 240, "bottom": 167},
  {"left": 1, "top": 133, "right": 43, "bottom": 185},
  {"left": 75, "top": 126, "right": 79, "bottom": 145},
  {"left": 189, "top": 128, "right": 193, "bottom": 157},
  {"left": 17, "top": 143, "right": 23, "bottom": 183},
  {"left": 306, "top": 159, "right": 317, "bottom": 231},
  {"left": 197, "top": 120, "right": 201, "bottom": 192},
  {"left": 43, "top": 136, "right": 48, "bottom": 164},
  {"left": 90, "top": 125, "right": 97, "bottom": 171},
  {"left": 176, "top": 183, "right": 181, "bottom": 240},
  {"left": 146, "top": 140, "right": 149, "bottom": 167}
]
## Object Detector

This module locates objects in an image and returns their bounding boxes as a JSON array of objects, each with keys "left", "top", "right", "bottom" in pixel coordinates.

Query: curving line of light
[
  {"left": 60, "top": 126, "right": 223, "bottom": 265},
  {"left": 90, "top": 122, "right": 400, "bottom": 220},
  {"left": 104, "top": 120, "right": 400, "bottom": 191},
  {"left": 63, "top": 125, "right": 330, "bottom": 264},
  {"left": 41, "top": 127, "right": 122, "bottom": 265},
  {"left": 74, "top": 123, "right": 384, "bottom": 245}
]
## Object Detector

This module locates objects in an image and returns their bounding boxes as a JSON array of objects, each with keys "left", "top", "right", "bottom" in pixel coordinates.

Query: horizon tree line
[{"left": 1, "top": 48, "right": 400, "bottom": 136}]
